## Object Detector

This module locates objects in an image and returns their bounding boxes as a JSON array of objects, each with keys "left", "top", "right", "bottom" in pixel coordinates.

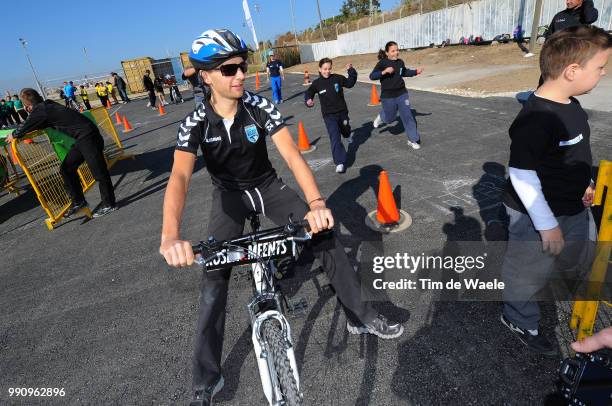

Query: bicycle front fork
[{"left": 250, "top": 310, "right": 301, "bottom": 406}]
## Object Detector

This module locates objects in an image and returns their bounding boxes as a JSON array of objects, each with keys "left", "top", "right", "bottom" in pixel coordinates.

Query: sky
[{"left": 1, "top": 0, "right": 398, "bottom": 94}]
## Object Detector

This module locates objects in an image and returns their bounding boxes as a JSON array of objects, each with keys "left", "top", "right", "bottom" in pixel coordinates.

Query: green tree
[{"left": 340, "top": 0, "right": 381, "bottom": 18}]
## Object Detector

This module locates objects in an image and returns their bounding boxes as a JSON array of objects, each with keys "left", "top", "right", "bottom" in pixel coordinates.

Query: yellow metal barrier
[
  {"left": 570, "top": 160, "right": 612, "bottom": 340},
  {"left": 1, "top": 145, "right": 23, "bottom": 195},
  {"left": 89, "top": 107, "right": 134, "bottom": 168},
  {"left": 11, "top": 132, "right": 93, "bottom": 230}
]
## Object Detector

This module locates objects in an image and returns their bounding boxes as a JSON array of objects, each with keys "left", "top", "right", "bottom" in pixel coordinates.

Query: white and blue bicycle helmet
[{"left": 189, "top": 29, "right": 250, "bottom": 71}]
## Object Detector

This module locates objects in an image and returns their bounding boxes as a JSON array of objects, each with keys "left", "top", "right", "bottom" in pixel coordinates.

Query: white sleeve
[{"left": 508, "top": 167, "right": 558, "bottom": 230}]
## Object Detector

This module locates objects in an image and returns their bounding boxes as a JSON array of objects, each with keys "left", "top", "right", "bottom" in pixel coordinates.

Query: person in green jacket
[{"left": 13, "top": 95, "right": 28, "bottom": 121}]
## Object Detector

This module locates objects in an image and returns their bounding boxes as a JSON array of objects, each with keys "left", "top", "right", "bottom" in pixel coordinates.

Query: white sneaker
[
  {"left": 408, "top": 141, "right": 421, "bottom": 150},
  {"left": 335, "top": 164, "right": 345, "bottom": 173},
  {"left": 373, "top": 114, "right": 383, "bottom": 128},
  {"left": 146, "top": 102, "right": 151, "bottom": 107}
]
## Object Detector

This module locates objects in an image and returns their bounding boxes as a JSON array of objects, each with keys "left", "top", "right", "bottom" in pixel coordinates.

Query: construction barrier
[
  {"left": 570, "top": 160, "right": 612, "bottom": 341},
  {"left": 7, "top": 106, "right": 132, "bottom": 230},
  {"left": 84, "top": 106, "right": 134, "bottom": 168},
  {"left": 10, "top": 130, "right": 94, "bottom": 230},
  {"left": 0, "top": 130, "right": 24, "bottom": 195}
]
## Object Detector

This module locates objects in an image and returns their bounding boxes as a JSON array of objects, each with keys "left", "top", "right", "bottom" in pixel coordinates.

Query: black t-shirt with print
[
  {"left": 304, "top": 67, "right": 357, "bottom": 116},
  {"left": 267, "top": 60, "right": 283, "bottom": 77},
  {"left": 176, "top": 91, "right": 285, "bottom": 190},
  {"left": 503, "top": 94, "right": 592, "bottom": 216}
]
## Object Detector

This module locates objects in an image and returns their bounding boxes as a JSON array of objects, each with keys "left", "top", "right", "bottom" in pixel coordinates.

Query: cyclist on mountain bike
[{"left": 159, "top": 28, "right": 404, "bottom": 406}]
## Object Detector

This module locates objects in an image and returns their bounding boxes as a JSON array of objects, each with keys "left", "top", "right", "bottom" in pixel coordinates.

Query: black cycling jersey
[{"left": 176, "top": 91, "right": 285, "bottom": 190}]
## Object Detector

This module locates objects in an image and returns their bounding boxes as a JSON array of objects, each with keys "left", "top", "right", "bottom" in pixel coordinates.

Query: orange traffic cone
[
  {"left": 297, "top": 121, "right": 312, "bottom": 151},
  {"left": 368, "top": 84, "right": 381, "bottom": 106},
  {"left": 106, "top": 99, "right": 112, "bottom": 109},
  {"left": 114, "top": 111, "right": 122, "bottom": 125},
  {"left": 303, "top": 69, "right": 310, "bottom": 86},
  {"left": 158, "top": 103, "right": 166, "bottom": 116},
  {"left": 376, "top": 171, "right": 400, "bottom": 224},
  {"left": 255, "top": 71, "right": 261, "bottom": 90},
  {"left": 122, "top": 115, "right": 134, "bottom": 133}
]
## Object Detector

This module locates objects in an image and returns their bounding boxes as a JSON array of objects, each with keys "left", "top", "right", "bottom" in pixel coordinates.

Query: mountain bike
[{"left": 192, "top": 213, "right": 316, "bottom": 406}]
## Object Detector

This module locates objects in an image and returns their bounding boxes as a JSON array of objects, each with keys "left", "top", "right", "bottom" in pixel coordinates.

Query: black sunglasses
[{"left": 215, "top": 62, "right": 249, "bottom": 76}]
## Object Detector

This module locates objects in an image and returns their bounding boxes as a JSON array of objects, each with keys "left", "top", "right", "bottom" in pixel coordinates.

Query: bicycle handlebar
[{"left": 192, "top": 220, "right": 328, "bottom": 270}]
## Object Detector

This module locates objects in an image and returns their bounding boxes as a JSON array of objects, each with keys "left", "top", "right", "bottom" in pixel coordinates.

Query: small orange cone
[
  {"left": 106, "top": 99, "right": 112, "bottom": 109},
  {"left": 297, "top": 121, "right": 311, "bottom": 151},
  {"left": 376, "top": 171, "right": 400, "bottom": 224},
  {"left": 368, "top": 84, "right": 381, "bottom": 106},
  {"left": 122, "top": 115, "right": 134, "bottom": 133},
  {"left": 158, "top": 103, "right": 166, "bottom": 116},
  {"left": 303, "top": 69, "right": 311, "bottom": 86},
  {"left": 255, "top": 71, "right": 260, "bottom": 90},
  {"left": 114, "top": 111, "right": 122, "bottom": 125}
]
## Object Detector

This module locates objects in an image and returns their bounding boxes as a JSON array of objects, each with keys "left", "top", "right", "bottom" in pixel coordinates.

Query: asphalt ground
[{"left": 1, "top": 73, "right": 611, "bottom": 405}]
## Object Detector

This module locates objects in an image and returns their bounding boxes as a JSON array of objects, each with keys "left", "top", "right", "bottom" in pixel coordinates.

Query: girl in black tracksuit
[{"left": 304, "top": 58, "right": 357, "bottom": 174}]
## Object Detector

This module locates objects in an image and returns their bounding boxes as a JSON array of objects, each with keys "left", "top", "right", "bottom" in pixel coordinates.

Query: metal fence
[{"left": 300, "top": 0, "right": 612, "bottom": 62}]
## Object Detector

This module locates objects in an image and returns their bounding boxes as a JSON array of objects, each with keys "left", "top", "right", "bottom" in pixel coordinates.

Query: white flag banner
[{"left": 243, "top": 0, "right": 259, "bottom": 50}]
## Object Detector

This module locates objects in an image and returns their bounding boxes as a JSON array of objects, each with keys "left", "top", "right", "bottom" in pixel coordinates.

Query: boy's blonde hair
[{"left": 540, "top": 25, "right": 612, "bottom": 81}]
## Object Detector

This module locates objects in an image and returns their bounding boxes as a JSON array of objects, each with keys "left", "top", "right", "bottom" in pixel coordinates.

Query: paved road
[{"left": 1, "top": 73, "right": 611, "bottom": 405}]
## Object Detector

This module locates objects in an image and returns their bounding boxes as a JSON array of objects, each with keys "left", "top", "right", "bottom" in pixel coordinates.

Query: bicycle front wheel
[{"left": 261, "top": 319, "right": 302, "bottom": 405}]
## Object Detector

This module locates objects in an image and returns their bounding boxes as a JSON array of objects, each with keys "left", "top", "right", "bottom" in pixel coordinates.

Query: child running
[
  {"left": 304, "top": 58, "right": 357, "bottom": 174},
  {"left": 369, "top": 41, "right": 423, "bottom": 149}
]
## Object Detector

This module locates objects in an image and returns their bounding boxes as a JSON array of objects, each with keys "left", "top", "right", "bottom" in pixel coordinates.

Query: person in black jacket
[
  {"left": 544, "top": 0, "right": 598, "bottom": 39},
  {"left": 111, "top": 72, "right": 130, "bottom": 103},
  {"left": 304, "top": 58, "right": 357, "bottom": 173},
  {"left": 369, "top": 41, "right": 423, "bottom": 149},
  {"left": 6, "top": 88, "right": 117, "bottom": 218},
  {"left": 143, "top": 70, "right": 157, "bottom": 110}
]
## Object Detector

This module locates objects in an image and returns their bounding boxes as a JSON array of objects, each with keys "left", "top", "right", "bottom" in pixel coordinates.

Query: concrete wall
[{"left": 299, "top": 0, "right": 612, "bottom": 62}]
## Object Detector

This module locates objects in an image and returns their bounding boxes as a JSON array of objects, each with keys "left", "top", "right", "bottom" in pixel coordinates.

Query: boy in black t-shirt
[
  {"left": 305, "top": 58, "right": 357, "bottom": 174},
  {"left": 500, "top": 25, "right": 611, "bottom": 355}
]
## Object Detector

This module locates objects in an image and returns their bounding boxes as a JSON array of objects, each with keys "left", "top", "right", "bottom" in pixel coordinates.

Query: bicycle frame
[{"left": 194, "top": 214, "right": 309, "bottom": 405}]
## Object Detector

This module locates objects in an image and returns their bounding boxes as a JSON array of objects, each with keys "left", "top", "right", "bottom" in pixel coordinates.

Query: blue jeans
[
  {"left": 270, "top": 76, "right": 282, "bottom": 103},
  {"left": 323, "top": 112, "right": 351, "bottom": 165},
  {"left": 118, "top": 87, "right": 130, "bottom": 102},
  {"left": 380, "top": 92, "right": 420, "bottom": 143}
]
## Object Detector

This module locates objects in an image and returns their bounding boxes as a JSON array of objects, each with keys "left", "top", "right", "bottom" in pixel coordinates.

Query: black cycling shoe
[
  {"left": 190, "top": 376, "right": 224, "bottom": 406},
  {"left": 63, "top": 200, "right": 88, "bottom": 218},
  {"left": 500, "top": 314, "right": 557, "bottom": 356},
  {"left": 347, "top": 314, "right": 404, "bottom": 339}
]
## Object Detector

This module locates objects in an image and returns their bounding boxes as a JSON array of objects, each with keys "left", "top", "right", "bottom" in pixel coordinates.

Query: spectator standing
[
  {"left": 106, "top": 81, "right": 118, "bottom": 105},
  {"left": 182, "top": 67, "right": 206, "bottom": 106},
  {"left": 13, "top": 95, "right": 28, "bottom": 121},
  {"left": 111, "top": 72, "right": 130, "bottom": 103},
  {"left": 80, "top": 85, "right": 92, "bottom": 110},
  {"left": 154, "top": 74, "right": 168, "bottom": 106},
  {"left": 143, "top": 70, "right": 157, "bottom": 110}
]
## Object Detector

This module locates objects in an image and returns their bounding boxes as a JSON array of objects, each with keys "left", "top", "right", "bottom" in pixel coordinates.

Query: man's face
[
  {"left": 571, "top": 49, "right": 611, "bottom": 95},
  {"left": 201, "top": 56, "right": 247, "bottom": 99},
  {"left": 566, "top": 0, "right": 583, "bottom": 9}
]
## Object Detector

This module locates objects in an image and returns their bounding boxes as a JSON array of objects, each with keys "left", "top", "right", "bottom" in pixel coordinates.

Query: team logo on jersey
[
  {"left": 244, "top": 124, "right": 259, "bottom": 143},
  {"left": 334, "top": 83, "right": 340, "bottom": 93}
]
